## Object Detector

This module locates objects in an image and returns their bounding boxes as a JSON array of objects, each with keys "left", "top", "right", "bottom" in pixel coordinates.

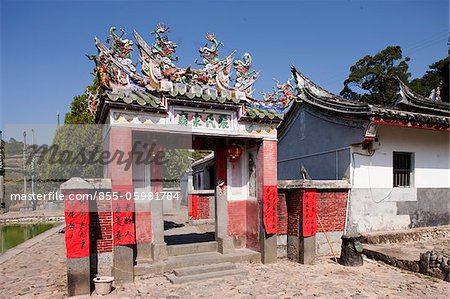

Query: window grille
[{"left": 393, "top": 152, "right": 413, "bottom": 187}]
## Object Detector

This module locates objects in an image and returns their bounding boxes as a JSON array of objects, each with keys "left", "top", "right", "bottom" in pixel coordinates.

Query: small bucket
[{"left": 93, "top": 276, "right": 114, "bottom": 295}]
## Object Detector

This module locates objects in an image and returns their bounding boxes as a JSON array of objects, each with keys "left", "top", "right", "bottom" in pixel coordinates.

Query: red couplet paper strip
[
  {"left": 112, "top": 185, "right": 136, "bottom": 246},
  {"left": 64, "top": 193, "right": 90, "bottom": 258},
  {"left": 190, "top": 195, "right": 199, "bottom": 220},
  {"left": 263, "top": 185, "right": 278, "bottom": 234},
  {"left": 302, "top": 190, "right": 317, "bottom": 237}
]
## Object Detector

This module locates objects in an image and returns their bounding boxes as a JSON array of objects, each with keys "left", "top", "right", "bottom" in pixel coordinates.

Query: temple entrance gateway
[
  {"left": 62, "top": 23, "right": 296, "bottom": 295},
  {"left": 130, "top": 131, "right": 271, "bottom": 262}
]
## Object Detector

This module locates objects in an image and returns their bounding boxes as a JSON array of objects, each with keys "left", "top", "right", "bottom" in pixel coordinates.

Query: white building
[{"left": 278, "top": 67, "right": 450, "bottom": 233}]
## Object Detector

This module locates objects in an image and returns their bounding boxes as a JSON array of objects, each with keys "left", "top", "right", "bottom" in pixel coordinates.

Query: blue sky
[{"left": 1, "top": 0, "right": 448, "bottom": 142}]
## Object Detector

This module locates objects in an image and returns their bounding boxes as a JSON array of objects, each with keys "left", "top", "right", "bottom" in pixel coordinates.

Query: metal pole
[
  {"left": 0, "top": 130, "right": 4, "bottom": 209},
  {"left": 57, "top": 112, "right": 60, "bottom": 127},
  {"left": 23, "top": 131, "right": 28, "bottom": 210},
  {"left": 317, "top": 214, "right": 338, "bottom": 263},
  {"left": 31, "top": 129, "right": 36, "bottom": 210}
]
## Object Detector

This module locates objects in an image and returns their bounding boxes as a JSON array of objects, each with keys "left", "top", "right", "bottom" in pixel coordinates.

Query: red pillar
[
  {"left": 257, "top": 139, "right": 278, "bottom": 263},
  {"left": 108, "top": 127, "right": 135, "bottom": 283}
]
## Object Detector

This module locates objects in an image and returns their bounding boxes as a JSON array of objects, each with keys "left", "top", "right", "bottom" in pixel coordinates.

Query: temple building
[
  {"left": 278, "top": 66, "right": 450, "bottom": 234},
  {"left": 62, "top": 24, "right": 449, "bottom": 297},
  {"left": 62, "top": 25, "right": 297, "bottom": 296}
]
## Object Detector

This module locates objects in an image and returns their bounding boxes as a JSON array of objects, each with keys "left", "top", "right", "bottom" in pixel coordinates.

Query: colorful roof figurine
[
  {"left": 87, "top": 24, "right": 289, "bottom": 123},
  {"left": 249, "top": 76, "right": 301, "bottom": 115}
]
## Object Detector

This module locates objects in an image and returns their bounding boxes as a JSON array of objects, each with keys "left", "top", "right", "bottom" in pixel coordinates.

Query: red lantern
[{"left": 226, "top": 144, "right": 242, "bottom": 162}]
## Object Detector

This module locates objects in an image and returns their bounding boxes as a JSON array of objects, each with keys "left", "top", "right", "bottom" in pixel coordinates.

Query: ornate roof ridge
[
  {"left": 87, "top": 25, "right": 289, "bottom": 119},
  {"left": 396, "top": 78, "right": 450, "bottom": 116},
  {"left": 291, "top": 65, "right": 368, "bottom": 107},
  {"left": 370, "top": 104, "right": 449, "bottom": 119},
  {"left": 290, "top": 65, "right": 371, "bottom": 116}
]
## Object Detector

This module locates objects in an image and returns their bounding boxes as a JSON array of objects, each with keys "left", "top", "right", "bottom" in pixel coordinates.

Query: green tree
[
  {"left": 163, "top": 149, "right": 193, "bottom": 188},
  {"left": 36, "top": 124, "right": 103, "bottom": 192},
  {"left": 340, "top": 46, "right": 411, "bottom": 106},
  {"left": 409, "top": 57, "right": 449, "bottom": 102},
  {"left": 64, "top": 78, "right": 102, "bottom": 124},
  {"left": 5, "top": 138, "right": 24, "bottom": 156}
]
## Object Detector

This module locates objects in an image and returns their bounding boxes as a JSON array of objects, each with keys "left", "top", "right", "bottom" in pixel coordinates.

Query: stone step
[
  {"left": 167, "top": 241, "right": 218, "bottom": 256},
  {"left": 173, "top": 262, "right": 235, "bottom": 277},
  {"left": 165, "top": 268, "right": 247, "bottom": 284},
  {"left": 135, "top": 248, "right": 260, "bottom": 276}
]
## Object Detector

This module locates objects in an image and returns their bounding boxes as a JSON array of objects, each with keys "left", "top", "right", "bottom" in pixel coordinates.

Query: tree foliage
[
  {"left": 409, "top": 57, "right": 449, "bottom": 102},
  {"left": 340, "top": 46, "right": 411, "bottom": 106},
  {"left": 36, "top": 124, "right": 103, "bottom": 192},
  {"left": 5, "top": 138, "right": 25, "bottom": 156},
  {"left": 64, "top": 78, "right": 102, "bottom": 124}
]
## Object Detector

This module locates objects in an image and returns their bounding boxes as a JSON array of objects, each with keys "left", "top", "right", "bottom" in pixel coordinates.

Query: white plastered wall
[{"left": 347, "top": 125, "right": 450, "bottom": 233}]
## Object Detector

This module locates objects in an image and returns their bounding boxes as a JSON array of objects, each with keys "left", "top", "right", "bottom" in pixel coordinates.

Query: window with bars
[{"left": 393, "top": 152, "right": 414, "bottom": 187}]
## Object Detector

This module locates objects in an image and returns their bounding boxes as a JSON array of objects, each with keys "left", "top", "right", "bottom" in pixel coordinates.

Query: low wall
[
  {"left": 347, "top": 187, "right": 450, "bottom": 234},
  {"left": 278, "top": 180, "right": 350, "bottom": 258},
  {"left": 188, "top": 190, "right": 215, "bottom": 222},
  {"left": 60, "top": 177, "right": 114, "bottom": 296}
]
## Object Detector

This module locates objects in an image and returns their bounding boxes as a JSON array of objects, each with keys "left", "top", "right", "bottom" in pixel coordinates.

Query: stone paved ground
[
  {"left": 0, "top": 231, "right": 449, "bottom": 298},
  {"left": 115, "top": 259, "right": 449, "bottom": 299},
  {"left": 0, "top": 231, "right": 67, "bottom": 298}
]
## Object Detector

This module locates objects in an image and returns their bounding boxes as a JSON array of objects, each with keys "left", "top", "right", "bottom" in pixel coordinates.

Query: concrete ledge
[
  {"left": 190, "top": 218, "right": 215, "bottom": 225},
  {"left": 278, "top": 179, "right": 350, "bottom": 190},
  {"left": 363, "top": 246, "right": 420, "bottom": 273},
  {"left": 361, "top": 225, "right": 450, "bottom": 244}
]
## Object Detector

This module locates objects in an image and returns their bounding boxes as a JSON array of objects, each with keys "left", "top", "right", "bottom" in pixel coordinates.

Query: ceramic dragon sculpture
[
  {"left": 258, "top": 76, "right": 300, "bottom": 113},
  {"left": 198, "top": 32, "right": 224, "bottom": 66},
  {"left": 233, "top": 53, "right": 259, "bottom": 96}
]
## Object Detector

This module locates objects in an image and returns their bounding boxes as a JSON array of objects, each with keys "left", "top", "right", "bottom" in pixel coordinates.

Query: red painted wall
[
  {"left": 246, "top": 199, "right": 259, "bottom": 250},
  {"left": 277, "top": 193, "right": 287, "bottom": 235},
  {"left": 278, "top": 189, "right": 348, "bottom": 237},
  {"left": 228, "top": 200, "right": 247, "bottom": 248},
  {"left": 316, "top": 191, "right": 347, "bottom": 232}
]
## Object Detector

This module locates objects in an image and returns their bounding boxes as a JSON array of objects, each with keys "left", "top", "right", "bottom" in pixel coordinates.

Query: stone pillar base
[
  {"left": 261, "top": 233, "right": 277, "bottom": 264},
  {"left": 217, "top": 236, "right": 234, "bottom": 254},
  {"left": 151, "top": 243, "right": 168, "bottom": 261},
  {"left": 113, "top": 245, "right": 134, "bottom": 285},
  {"left": 67, "top": 257, "right": 91, "bottom": 296},
  {"left": 300, "top": 236, "right": 316, "bottom": 264},
  {"left": 136, "top": 243, "right": 152, "bottom": 261}
]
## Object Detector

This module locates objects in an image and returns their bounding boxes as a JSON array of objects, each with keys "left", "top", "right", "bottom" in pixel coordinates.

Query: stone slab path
[
  {"left": 0, "top": 229, "right": 67, "bottom": 298},
  {"left": 0, "top": 231, "right": 449, "bottom": 298}
]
